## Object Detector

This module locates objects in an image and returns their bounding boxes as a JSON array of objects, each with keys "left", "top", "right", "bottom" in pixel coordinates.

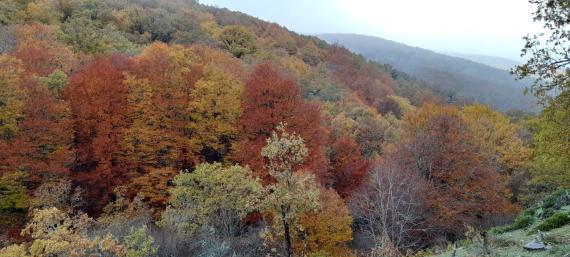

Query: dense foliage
[{"left": 0, "top": 0, "right": 564, "bottom": 256}]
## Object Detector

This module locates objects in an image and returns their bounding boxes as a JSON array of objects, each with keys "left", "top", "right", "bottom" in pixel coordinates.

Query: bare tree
[{"left": 350, "top": 158, "right": 432, "bottom": 251}]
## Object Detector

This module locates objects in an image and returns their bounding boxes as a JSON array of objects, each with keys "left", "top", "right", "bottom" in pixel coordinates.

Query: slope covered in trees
[
  {"left": 319, "top": 33, "right": 540, "bottom": 112},
  {"left": 0, "top": 0, "right": 562, "bottom": 256}
]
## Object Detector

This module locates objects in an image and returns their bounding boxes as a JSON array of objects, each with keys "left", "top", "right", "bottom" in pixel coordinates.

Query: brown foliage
[
  {"left": 394, "top": 102, "right": 516, "bottom": 236},
  {"left": 128, "top": 167, "right": 177, "bottom": 216}
]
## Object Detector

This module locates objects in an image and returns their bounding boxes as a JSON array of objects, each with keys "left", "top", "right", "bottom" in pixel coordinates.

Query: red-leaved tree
[
  {"left": 64, "top": 54, "right": 131, "bottom": 214},
  {"left": 233, "top": 63, "right": 328, "bottom": 183},
  {"left": 327, "top": 136, "right": 370, "bottom": 198}
]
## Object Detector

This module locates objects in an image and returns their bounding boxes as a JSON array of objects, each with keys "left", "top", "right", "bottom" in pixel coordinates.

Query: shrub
[
  {"left": 539, "top": 189, "right": 570, "bottom": 219},
  {"left": 124, "top": 225, "right": 157, "bottom": 257},
  {"left": 530, "top": 212, "right": 570, "bottom": 233},
  {"left": 540, "top": 208, "right": 556, "bottom": 219},
  {"left": 511, "top": 213, "right": 535, "bottom": 230},
  {"left": 542, "top": 189, "right": 570, "bottom": 210},
  {"left": 521, "top": 208, "right": 536, "bottom": 217}
]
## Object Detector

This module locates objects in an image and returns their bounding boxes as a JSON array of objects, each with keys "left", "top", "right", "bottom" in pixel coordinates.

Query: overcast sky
[{"left": 199, "top": 0, "right": 541, "bottom": 60}]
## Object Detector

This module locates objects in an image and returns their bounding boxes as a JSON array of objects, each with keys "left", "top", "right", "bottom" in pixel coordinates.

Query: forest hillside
[
  {"left": 0, "top": 0, "right": 568, "bottom": 257},
  {"left": 319, "top": 33, "right": 539, "bottom": 112}
]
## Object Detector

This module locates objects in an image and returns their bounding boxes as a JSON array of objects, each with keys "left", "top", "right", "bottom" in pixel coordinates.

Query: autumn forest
[{"left": 0, "top": 0, "right": 569, "bottom": 256}]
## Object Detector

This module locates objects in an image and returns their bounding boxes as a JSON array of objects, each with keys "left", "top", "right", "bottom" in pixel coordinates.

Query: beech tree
[
  {"left": 121, "top": 75, "right": 179, "bottom": 171},
  {"left": 128, "top": 167, "right": 177, "bottom": 213},
  {"left": 187, "top": 67, "right": 243, "bottom": 162},
  {"left": 0, "top": 171, "right": 29, "bottom": 213},
  {"left": 64, "top": 54, "right": 131, "bottom": 214},
  {"left": 327, "top": 136, "right": 370, "bottom": 198},
  {"left": 131, "top": 43, "right": 198, "bottom": 169},
  {"left": 0, "top": 55, "right": 26, "bottom": 178},
  {"left": 395, "top": 103, "right": 515, "bottom": 236},
  {"left": 462, "top": 104, "right": 532, "bottom": 175},
  {"left": 233, "top": 63, "right": 328, "bottom": 182},
  {"left": 0, "top": 55, "right": 25, "bottom": 142},
  {"left": 295, "top": 188, "right": 354, "bottom": 257},
  {"left": 325, "top": 46, "right": 396, "bottom": 111},
  {"left": 9, "top": 80, "right": 74, "bottom": 184}
]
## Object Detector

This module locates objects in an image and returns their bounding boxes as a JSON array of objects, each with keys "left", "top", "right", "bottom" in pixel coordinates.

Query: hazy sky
[{"left": 199, "top": 0, "right": 541, "bottom": 60}]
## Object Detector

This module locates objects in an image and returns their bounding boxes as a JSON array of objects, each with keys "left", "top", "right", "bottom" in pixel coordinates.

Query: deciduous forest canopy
[{"left": 0, "top": 0, "right": 568, "bottom": 257}]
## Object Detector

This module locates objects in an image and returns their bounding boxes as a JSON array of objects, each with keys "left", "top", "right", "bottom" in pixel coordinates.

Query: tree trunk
[
  {"left": 482, "top": 231, "right": 491, "bottom": 255},
  {"left": 281, "top": 208, "right": 292, "bottom": 257}
]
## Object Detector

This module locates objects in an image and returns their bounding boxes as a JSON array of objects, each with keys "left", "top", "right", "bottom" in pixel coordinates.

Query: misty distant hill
[
  {"left": 442, "top": 52, "right": 523, "bottom": 71},
  {"left": 319, "top": 33, "right": 539, "bottom": 112}
]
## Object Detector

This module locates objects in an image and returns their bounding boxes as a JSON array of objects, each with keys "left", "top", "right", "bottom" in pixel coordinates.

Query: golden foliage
[{"left": 295, "top": 188, "right": 353, "bottom": 257}]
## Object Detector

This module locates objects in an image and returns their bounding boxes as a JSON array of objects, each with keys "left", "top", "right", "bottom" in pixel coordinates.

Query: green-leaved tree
[
  {"left": 261, "top": 123, "right": 320, "bottom": 257},
  {"left": 161, "top": 163, "right": 263, "bottom": 237}
]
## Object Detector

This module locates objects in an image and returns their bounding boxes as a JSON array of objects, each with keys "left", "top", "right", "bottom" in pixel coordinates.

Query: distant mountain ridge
[
  {"left": 442, "top": 52, "right": 523, "bottom": 71},
  {"left": 318, "top": 33, "right": 539, "bottom": 112}
]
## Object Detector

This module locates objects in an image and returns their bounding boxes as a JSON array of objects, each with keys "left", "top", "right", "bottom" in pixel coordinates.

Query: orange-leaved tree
[
  {"left": 9, "top": 79, "right": 74, "bottom": 185},
  {"left": 295, "top": 188, "right": 354, "bottom": 257}
]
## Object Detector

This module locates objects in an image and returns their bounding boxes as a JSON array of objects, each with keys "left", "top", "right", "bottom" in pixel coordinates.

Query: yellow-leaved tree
[
  {"left": 295, "top": 188, "right": 354, "bottom": 257},
  {"left": 462, "top": 104, "right": 532, "bottom": 175},
  {"left": 187, "top": 67, "right": 243, "bottom": 162}
]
